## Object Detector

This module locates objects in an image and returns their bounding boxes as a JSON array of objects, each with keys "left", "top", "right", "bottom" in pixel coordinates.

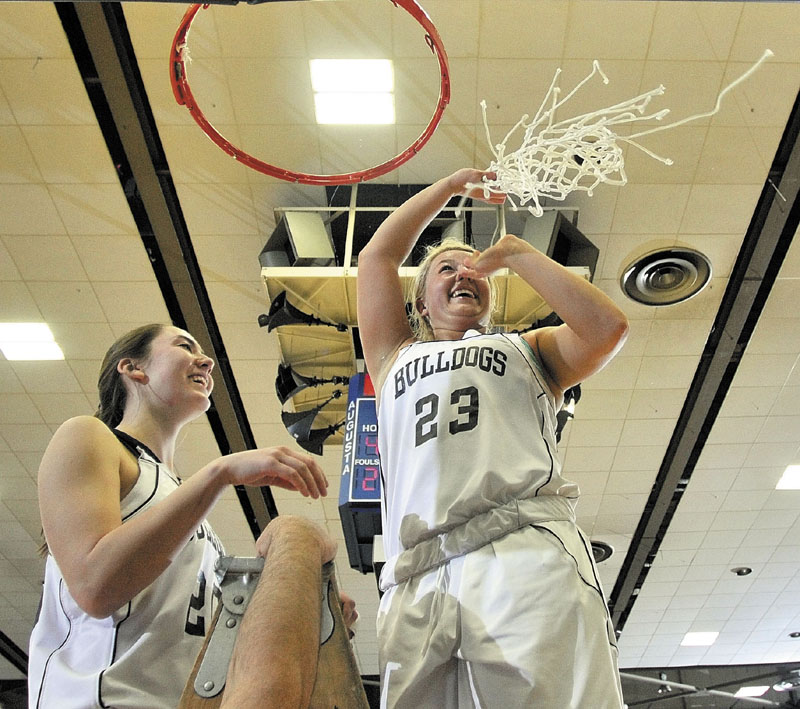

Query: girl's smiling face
[
  {"left": 418, "top": 250, "right": 492, "bottom": 336},
  {"left": 130, "top": 326, "right": 215, "bottom": 415}
]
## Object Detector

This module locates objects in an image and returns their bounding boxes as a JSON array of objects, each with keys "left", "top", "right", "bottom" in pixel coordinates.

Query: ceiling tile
[
  {"left": 625, "top": 388, "right": 686, "bottom": 420},
  {"left": 564, "top": 0, "right": 654, "bottom": 60},
  {"left": 694, "top": 126, "right": 766, "bottom": 184},
  {"left": 644, "top": 319, "right": 710, "bottom": 357},
  {"left": 65, "top": 358, "right": 102, "bottom": 396},
  {"left": 29, "top": 392, "right": 93, "bottom": 425},
  {"left": 606, "top": 470, "right": 656, "bottom": 496},
  {"left": 0, "top": 58, "right": 94, "bottom": 125},
  {"left": 225, "top": 57, "right": 315, "bottom": 125},
  {"left": 694, "top": 443, "right": 749, "bottom": 470},
  {"left": 70, "top": 234, "right": 155, "bottom": 283},
  {"left": 396, "top": 125, "right": 475, "bottom": 185},
  {"left": 610, "top": 445, "right": 665, "bottom": 473},
  {"left": 479, "top": 1, "right": 567, "bottom": 59},
  {"left": 0, "top": 281, "right": 42, "bottom": 320},
  {"left": 718, "top": 385, "right": 779, "bottom": 418},
  {"left": 748, "top": 317, "right": 800, "bottom": 356},
  {"left": 49, "top": 183, "right": 137, "bottom": 236},
  {"left": 0, "top": 240, "right": 20, "bottom": 280},
  {"left": 561, "top": 445, "right": 616, "bottom": 473},
  {"left": 567, "top": 418, "right": 623, "bottom": 448},
  {"left": 159, "top": 124, "right": 248, "bottom": 185},
  {"left": 0, "top": 423, "right": 52, "bottom": 452},
  {"left": 714, "top": 61, "right": 800, "bottom": 129},
  {"left": 9, "top": 360, "right": 82, "bottom": 394},
  {"left": 205, "top": 281, "right": 266, "bottom": 325},
  {"left": 687, "top": 468, "right": 739, "bottom": 494},
  {"left": 705, "top": 416, "right": 761, "bottom": 446},
  {"left": 303, "top": 0, "right": 393, "bottom": 59},
  {"left": 612, "top": 183, "right": 690, "bottom": 234},
  {"left": 3, "top": 235, "right": 87, "bottom": 281},
  {"left": 0, "top": 125, "right": 41, "bottom": 183},
  {"left": 319, "top": 125, "right": 398, "bottom": 178},
  {"left": 475, "top": 58, "right": 562, "bottom": 127},
  {"left": 0, "top": 184, "right": 65, "bottom": 235},
  {"left": 0, "top": 2, "right": 71, "bottom": 59},
  {"left": 649, "top": 2, "right": 740, "bottom": 62},
  {"left": 619, "top": 418, "right": 675, "bottom": 448},
  {"left": 760, "top": 278, "right": 800, "bottom": 319},
  {"left": 176, "top": 183, "right": 259, "bottom": 236},
  {"left": 193, "top": 234, "right": 265, "bottom": 284},
  {"left": 638, "top": 60, "right": 726, "bottom": 129},
  {"left": 26, "top": 281, "right": 104, "bottom": 323},
  {"left": 92, "top": 282, "right": 171, "bottom": 323},
  {"left": 573, "top": 388, "right": 632, "bottom": 420},
  {"left": 22, "top": 125, "right": 117, "bottom": 184},
  {"left": 0, "top": 394, "right": 42, "bottom": 425},
  {"left": 636, "top": 354, "right": 699, "bottom": 389},
  {"left": 679, "top": 183, "right": 761, "bottom": 234},
  {"left": 733, "top": 353, "right": 799, "bottom": 389}
]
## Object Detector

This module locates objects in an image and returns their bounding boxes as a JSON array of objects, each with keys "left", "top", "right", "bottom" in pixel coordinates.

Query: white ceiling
[{"left": 1, "top": 0, "right": 800, "bottom": 701}]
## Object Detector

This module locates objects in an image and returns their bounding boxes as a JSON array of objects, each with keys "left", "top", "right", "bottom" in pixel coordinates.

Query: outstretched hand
[
  {"left": 215, "top": 446, "right": 328, "bottom": 499},
  {"left": 446, "top": 168, "right": 507, "bottom": 205}
]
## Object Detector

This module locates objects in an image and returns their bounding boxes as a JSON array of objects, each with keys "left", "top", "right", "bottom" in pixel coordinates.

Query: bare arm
[
  {"left": 38, "top": 416, "right": 328, "bottom": 618},
  {"left": 220, "top": 517, "right": 337, "bottom": 709},
  {"left": 357, "top": 168, "right": 505, "bottom": 381},
  {"left": 465, "top": 234, "right": 629, "bottom": 397}
]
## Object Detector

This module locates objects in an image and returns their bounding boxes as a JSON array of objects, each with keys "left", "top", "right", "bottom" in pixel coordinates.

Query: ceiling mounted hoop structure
[{"left": 170, "top": 0, "right": 450, "bottom": 185}]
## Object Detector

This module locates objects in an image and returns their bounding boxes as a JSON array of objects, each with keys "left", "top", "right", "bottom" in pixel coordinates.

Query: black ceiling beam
[
  {"left": 609, "top": 87, "right": 800, "bottom": 630},
  {"left": 0, "top": 630, "right": 27, "bottom": 677},
  {"left": 56, "top": 2, "right": 278, "bottom": 534}
]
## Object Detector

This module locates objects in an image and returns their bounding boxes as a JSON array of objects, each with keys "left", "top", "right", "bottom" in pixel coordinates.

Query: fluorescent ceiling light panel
[
  {"left": 310, "top": 59, "right": 393, "bottom": 93},
  {"left": 680, "top": 631, "right": 718, "bottom": 647},
  {"left": 314, "top": 92, "right": 394, "bottom": 125},
  {"left": 0, "top": 322, "right": 64, "bottom": 360},
  {"left": 776, "top": 464, "right": 800, "bottom": 490},
  {"left": 735, "top": 687, "right": 769, "bottom": 698}
]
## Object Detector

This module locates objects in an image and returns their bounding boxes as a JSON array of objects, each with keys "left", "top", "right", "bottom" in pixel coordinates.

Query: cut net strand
[{"left": 473, "top": 49, "right": 773, "bottom": 217}]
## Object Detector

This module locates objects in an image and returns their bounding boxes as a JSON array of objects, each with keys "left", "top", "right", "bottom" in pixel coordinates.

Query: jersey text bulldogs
[{"left": 394, "top": 345, "right": 507, "bottom": 399}]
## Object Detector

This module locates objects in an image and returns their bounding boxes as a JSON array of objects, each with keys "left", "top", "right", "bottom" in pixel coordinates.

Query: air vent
[
  {"left": 621, "top": 247, "right": 711, "bottom": 306},
  {"left": 591, "top": 540, "right": 613, "bottom": 563}
]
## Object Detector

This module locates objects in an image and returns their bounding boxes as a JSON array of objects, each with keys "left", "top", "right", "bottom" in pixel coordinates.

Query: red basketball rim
[{"left": 170, "top": 0, "right": 450, "bottom": 185}]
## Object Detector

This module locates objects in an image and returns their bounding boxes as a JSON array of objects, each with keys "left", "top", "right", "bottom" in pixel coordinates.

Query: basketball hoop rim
[{"left": 169, "top": 0, "right": 450, "bottom": 185}]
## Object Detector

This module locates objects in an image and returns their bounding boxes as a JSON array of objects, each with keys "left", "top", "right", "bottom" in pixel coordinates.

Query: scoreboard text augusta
[{"left": 338, "top": 373, "right": 383, "bottom": 572}]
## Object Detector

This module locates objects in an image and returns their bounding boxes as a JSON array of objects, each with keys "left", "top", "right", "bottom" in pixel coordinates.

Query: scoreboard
[{"left": 338, "top": 373, "right": 383, "bottom": 573}]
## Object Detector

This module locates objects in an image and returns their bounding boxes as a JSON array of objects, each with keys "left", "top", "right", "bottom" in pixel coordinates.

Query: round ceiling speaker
[{"left": 621, "top": 247, "right": 712, "bottom": 306}]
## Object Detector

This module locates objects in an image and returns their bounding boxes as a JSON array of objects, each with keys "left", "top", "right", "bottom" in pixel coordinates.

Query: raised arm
[
  {"left": 465, "top": 234, "right": 629, "bottom": 398},
  {"left": 38, "top": 416, "right": 328, "bottom": 618},
  {"left": 357, "top": 169, "right": 505, "bottom": 382}
]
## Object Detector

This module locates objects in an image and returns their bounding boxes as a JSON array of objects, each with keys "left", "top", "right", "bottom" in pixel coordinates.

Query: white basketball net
[{"left": 476, "top": 49, "right": 773, "bottom": 217}]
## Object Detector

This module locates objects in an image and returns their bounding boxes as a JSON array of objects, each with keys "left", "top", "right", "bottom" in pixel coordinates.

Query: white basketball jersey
[
  {"left": 28, "top": 440, "right": 223, "bottom": 709},
  {"left": 377, "top": 331, "right": 579, "bottom": 572}
]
